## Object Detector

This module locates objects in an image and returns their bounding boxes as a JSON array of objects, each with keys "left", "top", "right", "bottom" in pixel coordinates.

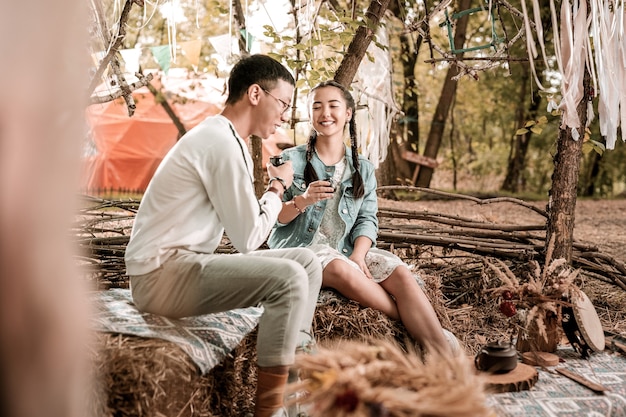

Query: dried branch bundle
[{"left": 285, "top": 339, "right": 491, "bottom": 417}]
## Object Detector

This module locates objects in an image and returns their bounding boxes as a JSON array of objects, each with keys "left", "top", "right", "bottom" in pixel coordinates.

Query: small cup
[
  {"left": 327, "top": 177, "right": 337, "bottom": 192},
  {"left": 269, "top": 155, "right": 284, "bottom": 166}
]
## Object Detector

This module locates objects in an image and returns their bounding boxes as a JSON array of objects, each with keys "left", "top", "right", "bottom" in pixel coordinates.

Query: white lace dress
[{"left": 308, "top": 158, "right": 410, "bottom": 284}]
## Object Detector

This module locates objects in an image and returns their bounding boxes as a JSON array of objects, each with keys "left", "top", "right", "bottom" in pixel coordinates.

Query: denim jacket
[{"left": 267, "top": 144, "right": 378, "bottom": 257}]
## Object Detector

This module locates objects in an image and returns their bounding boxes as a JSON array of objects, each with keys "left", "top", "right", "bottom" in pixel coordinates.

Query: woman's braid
[
  {"left": 348, "top": 117, "right": 364, "bottom": 198},
  {"left": 304, "top": 130, "right": 319, "bottom": 186}
]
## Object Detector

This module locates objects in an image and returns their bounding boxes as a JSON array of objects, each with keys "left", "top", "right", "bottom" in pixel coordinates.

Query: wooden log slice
[
  {"left": 479, "top": 362, "right": 538, "bottom": 393},
  {"left": 521, "top": 351, "right": 560, "bottom": 367}
]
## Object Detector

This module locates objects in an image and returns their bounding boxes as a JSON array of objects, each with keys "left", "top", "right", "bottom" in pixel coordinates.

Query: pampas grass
[{"left": 285, "top": 339, "right": 492, "bottom": 417}]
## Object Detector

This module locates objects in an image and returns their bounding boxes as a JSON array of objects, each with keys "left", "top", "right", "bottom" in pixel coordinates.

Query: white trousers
[{"left": 129, "top": 247, "right": 322, "bottom": 367}]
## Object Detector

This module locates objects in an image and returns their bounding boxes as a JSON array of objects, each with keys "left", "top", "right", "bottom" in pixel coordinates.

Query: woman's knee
[
  {"left": 323, "top": 260, "right": 361, "bottom": 289},
  {"left": 385, "top": 267, "right": 421, "bottom": 294}
]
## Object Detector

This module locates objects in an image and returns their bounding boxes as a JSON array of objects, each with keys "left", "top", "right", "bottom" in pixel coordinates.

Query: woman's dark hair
[
  {"left": 225, "top": 54, "right": 295, "bottom": 105},
  {"left": 304, "top": 80, "right": 364, "bottom": 198}
]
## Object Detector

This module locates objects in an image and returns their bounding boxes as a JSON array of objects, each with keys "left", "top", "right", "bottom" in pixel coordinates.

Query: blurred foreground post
[{"left": 0, "top": 1, "right": 91, "bottom": 416}]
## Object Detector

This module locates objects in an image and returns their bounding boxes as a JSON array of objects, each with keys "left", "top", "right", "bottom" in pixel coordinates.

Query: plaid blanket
[
  {"left": 91, "top": 288, "right": 262, "bottom": 374},
  {"left": 486, "top": 347, "right": 626, "bottom": 416}
]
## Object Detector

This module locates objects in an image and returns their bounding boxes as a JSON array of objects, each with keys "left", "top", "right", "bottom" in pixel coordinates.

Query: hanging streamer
[
  {"left": 166, "top": 0, "right": 179, "bottom": 64},
  {"left": 352, "top": 24, "right": 400, "bottom": 167},
  {"left": 546, "top": 0, "right": 625, "bottom": 147},
  {"left": 591, "top": 0, "right": 625, "bottom": 148},
  {"left": 520, "top": 0, "right": 546, "bottom": 90}
]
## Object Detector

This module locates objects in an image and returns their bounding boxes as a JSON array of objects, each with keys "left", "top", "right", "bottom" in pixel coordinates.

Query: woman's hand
[
  {"left": 350, "top": 237, "right": 373, "bottom": 279},
  {"left": 349, "top": 254, "right": 373, "bottom": 279},
  {"left": 299, "top": 180, "right": 335, "bottom": 206}
]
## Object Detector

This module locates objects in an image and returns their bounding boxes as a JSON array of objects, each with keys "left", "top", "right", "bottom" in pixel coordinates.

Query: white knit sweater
[{"left": 125, "top": 115, "right": 281, "bottom": 276}]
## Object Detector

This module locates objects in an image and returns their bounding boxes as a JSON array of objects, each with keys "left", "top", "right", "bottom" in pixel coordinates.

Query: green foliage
[
  {"left": 515, "top": 115, "right": 549, "bottom": 136},
  {"left": 581, "top": 131, "right": 606, "bottom": 156},
  {"left": 261, "top": 4, "right": 369, "bottom": 92}
]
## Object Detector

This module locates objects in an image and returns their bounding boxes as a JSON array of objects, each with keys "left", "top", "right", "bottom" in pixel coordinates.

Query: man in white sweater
[{"left": 125, "top": 54, "right": 322, "bottom": 417}]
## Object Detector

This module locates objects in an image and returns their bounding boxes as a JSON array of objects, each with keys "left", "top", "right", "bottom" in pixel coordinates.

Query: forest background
[
  {"left": 88, "top": 0, "right": 626, "bottom": 202},
  {"left": 84, "top": 2, "right": 626, "bottom": 410}
]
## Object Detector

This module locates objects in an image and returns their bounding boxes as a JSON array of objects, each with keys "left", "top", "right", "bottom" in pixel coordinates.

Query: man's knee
[
  {"left": 268, "top": 261, "right": 310, "bottom": 298},
  {"left": 293, "top": 247, "right": 320, "bottom": 268},
  {"left": 288, "top": 248, "right": 322, "bottom": 286}
]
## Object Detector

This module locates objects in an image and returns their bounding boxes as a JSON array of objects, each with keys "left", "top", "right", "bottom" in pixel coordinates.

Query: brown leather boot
[{"left": 254, "top": 367, "right": 288, "bottom": 417}]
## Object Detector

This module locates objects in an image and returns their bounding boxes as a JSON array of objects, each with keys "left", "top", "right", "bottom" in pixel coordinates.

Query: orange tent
[
  {"left": 82, "top": 75, "right": 292, "bottom": 194},
  {"left": 82, "top": 91, "right": 219, "bottom": 193}
]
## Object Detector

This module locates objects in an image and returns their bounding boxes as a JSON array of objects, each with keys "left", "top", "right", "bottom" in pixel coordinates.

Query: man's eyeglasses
[{"left": 262, "top": 88, "right": 292, "bottom": 115}]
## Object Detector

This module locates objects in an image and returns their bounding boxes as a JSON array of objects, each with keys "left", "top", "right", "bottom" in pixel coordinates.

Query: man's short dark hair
[{"left": 225, "top": 54, "right": 295, "bottom": 105}]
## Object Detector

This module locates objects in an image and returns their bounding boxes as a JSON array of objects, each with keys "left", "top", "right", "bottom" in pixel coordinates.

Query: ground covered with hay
[
  {"left": 80, "top": 194, "right": 626, "bottom": 416},
  {"left": 378, "top": 196, "right": 626, "bottom": 349}
]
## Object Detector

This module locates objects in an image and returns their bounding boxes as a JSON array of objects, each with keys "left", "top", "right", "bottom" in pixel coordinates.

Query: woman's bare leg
[
  {"left": 323, "top": 259, "right": 400, "bottom": 320},
  {"left": 380, "top": 266, "right": 452, "bottom": 355},
  {"left": 324, "top": 260, "right": 454, "bottom": 355}
]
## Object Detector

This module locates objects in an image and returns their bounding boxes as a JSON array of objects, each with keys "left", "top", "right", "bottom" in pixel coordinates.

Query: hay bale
[
  {"left": 90, "top": 291, "right": 427, "bottom": 416},
  {"left": 90, "top": 331, "right": 258, "bottom": 417},
  {"left": 314, "top": 291, "right": 412, "bottom": 349}
]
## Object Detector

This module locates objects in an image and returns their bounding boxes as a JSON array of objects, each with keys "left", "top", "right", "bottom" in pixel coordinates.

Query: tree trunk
[
  {"left": 415, "top": 0, "right": 472, "bottom": 188},
  {"left": 386, "top": 0, "right": 432, "bottom": 186},
  {"left": 376, "top": 31, "right": 416, "bottom": 188},
  {"left": 333, "top": 0, "right": 392, "bottom": 87},
  {"left": 251, "top": 137, "right": 264, "bottom": 198},
  {"left": 400, "top": 32, "right": 420, "bottom": 151},
  {"left": 333, "top": 0, "right": 392, "bottom": 193},
  {"left": 396, "top": 31, "right": 421, "bottom": 182},
  {"left": 501, "top": 0, "right": 554, "bottom": 194},
  {"left": 579, "top": 151, "right": 602, "bottom": 197},
  {"left": 501, "top": 65, "right": 541, "bottom": 193},
  {"left": 231, "top": 0, "right": 250, "bottom": 57},
  {"left": 376, "top": 123, "right": 399, "bottom": 198},
  {"left": 545, "top": 69, "right": 591, "bottom": 261}
]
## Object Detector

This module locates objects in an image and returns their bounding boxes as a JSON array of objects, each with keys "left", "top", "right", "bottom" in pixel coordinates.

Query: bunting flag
[
  {"left": 208, "top": 33, "right": 237, "bottom": 59},
  {"left": 240, "top": 29, "right": 254, "bottom": 51},
  {"left": 119, "top": 48, "right": 142, "bottom": 76},
  {"left": 180, "top": 40, "right": 202, "bottom": 70},
  {"left": 96, "top": 31, "right": 251, "bottom": 77},
  {"left": 521, "top": 0, "right": 626, "bottom": 147},
  {"left": 151, "top": 45, "right": 172, "bottom": 75}
]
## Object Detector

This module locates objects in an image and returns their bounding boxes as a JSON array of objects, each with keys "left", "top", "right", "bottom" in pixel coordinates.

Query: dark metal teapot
[{"left": 474, "top": 341, "right": 518, "bottom": 373}]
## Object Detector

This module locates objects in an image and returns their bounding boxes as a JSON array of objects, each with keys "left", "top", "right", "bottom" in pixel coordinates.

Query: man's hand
[{"left": 266, "top": 160, "right": 294, "bottom": 189}]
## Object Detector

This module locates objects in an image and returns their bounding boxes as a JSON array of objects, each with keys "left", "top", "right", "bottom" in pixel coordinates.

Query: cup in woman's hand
[
  {"left": 269, "top": 155, "right": 284, "bottom": 166},
  {"left": 326, "top": 177, "right": 337, "bottom": 192}
]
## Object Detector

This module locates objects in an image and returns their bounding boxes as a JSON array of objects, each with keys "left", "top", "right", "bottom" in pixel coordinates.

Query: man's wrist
[
  {"left": 267, "top": 177, "right": 287, "bottom": 191},
  {"left": 266, "top": 186, "right": 283, "bottom": 199}
]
